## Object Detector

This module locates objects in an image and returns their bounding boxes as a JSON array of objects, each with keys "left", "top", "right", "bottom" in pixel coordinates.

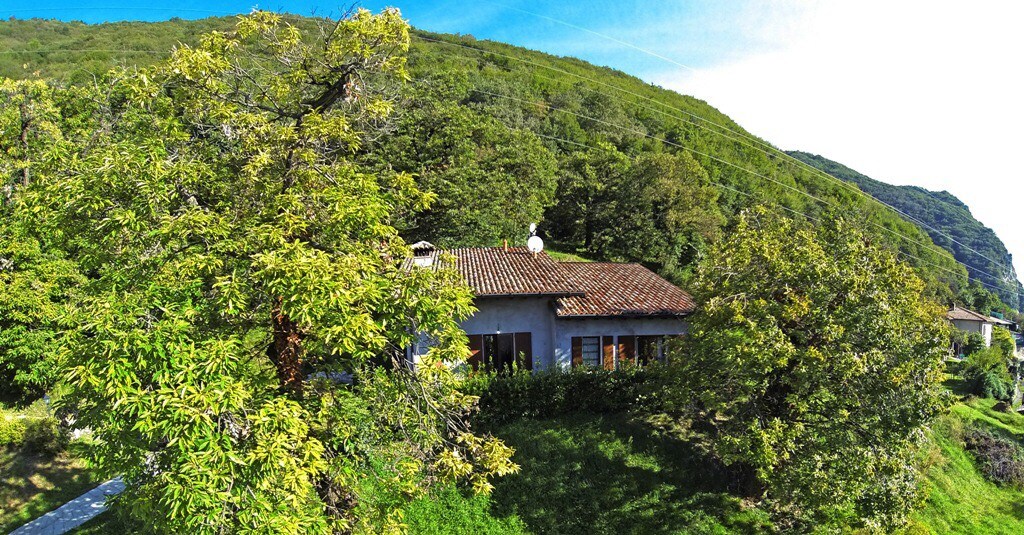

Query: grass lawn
[
  {"left": 404, "top": 412, "right": 772, "bottom": 535},
  {"left": 0, "top": 442, "right": 98, "bottom": 533},
  {"left": 910, "top": 397, "right": 1024, "bottom": 534},
  {"left": 69, "top": 401, "right": 1024, "bottom": 534}
]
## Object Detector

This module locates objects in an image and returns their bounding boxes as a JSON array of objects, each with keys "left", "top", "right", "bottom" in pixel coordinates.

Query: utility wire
[
  {"left": 413, "top": 34, "right": 1019, "bottom": 282},
  {"left": 454, "top": 6, "right": 1016, "bottom": 276},
  {"left": 520, "top": 126, "right": 1015, "bottom": 295},
  {"left": 468, "top": 87, "right": 1024, "bottom": 298},
  {"left": 467, "top": 86, "right": 1015, "bottom": 289}
]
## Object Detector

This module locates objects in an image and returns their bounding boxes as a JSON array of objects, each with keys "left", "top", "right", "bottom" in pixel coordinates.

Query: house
[
  {"left": 407, "top": 242, "right": 694, "bottom": 371},
  {"left": 946, "top": 305, "right": 993, "bottom": 348}
]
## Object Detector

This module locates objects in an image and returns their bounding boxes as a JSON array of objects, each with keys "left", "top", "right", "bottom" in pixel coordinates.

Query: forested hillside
[
  {"left": 790, "top": 151, "right": 1022, "bottom": 311},
  {"left": 1, "top": 14, "right": 1012, "bottom": 310}
]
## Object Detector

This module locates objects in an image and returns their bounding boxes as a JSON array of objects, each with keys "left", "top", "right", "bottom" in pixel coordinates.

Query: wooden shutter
[
  {"left": 617, "top": 335, "right": 636, "bottom": 365},
  {"left": 467, "top": 335, "right": 483, "bottom": 371},
  {"left": 571, "top": 337, "right": 583, "bottom": 368},
  {"left": 602, "top": 336, "right": 615, "bottom": 370},
  {"left": 514, "top": 332, "right": 533, "bottom": 371}
]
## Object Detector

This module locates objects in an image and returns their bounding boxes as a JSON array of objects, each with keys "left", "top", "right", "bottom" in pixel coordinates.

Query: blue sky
[
  {"left": 4, "top": 1, "right": 1024, "bottom": 279},
  {"left": 0, "top": 1, "right": 768, "bottom": 77}
]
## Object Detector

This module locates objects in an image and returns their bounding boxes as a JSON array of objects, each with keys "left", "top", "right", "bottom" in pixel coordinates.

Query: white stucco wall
[
  {"left": 413, "top": 296, "right": 690, "bottom": 371},
  {"left": 552, "top": 317, "right": 688, "bottom": 369},
  {"left": 459, "top": 297, "right": 558, "bottom": 369},
  {"left": 951, "top": 319, "right": 993, "bottom": 347}
]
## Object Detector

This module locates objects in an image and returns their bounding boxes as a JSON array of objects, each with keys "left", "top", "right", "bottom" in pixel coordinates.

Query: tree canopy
[
  {"left": 1, "top": 10, "right": 515, "bottom": 533},
  {"left": 674, "top": 207, "right": 949, "bottom": 530}
]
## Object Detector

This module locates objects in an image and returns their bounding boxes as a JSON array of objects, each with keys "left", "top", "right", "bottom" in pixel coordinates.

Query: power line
[
  {"left": 412, "top": 34, "right": 1019, "bottom": 290},
  {"left": 466, "top": 87, "right": 1024, "bottom": 298},
  {"left": 459, "top": 5, "right": 1017, "bottom": 278},
  {"left": 524, "top": 128, "right": 1021, "bottom": 297}
]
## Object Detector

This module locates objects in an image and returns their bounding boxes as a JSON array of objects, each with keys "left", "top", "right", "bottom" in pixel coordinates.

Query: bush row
[{"left": 462, "top": 365, "right": 671, "bottom": 426}]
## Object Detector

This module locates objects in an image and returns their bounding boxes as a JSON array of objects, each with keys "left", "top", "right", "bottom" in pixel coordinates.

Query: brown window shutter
[
  {"left": 602, "top": 336, "right": 615, "bottom": 370},
  {"left": 514, "top": 332, "right": 533, "bottom": 371},
  {"left": 467, "top": 335, "right": 483, "bottom": 371},
  {"left": 571, "top": 337, "right": 583, "bottom": 368},
  {"left": 617, "top": 335, "right": 636, "bottom": 365}
]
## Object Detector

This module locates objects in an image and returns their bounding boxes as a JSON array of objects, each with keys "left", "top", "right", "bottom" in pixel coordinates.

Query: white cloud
[{"left": 653, "top": 1, "right": 1024, "bottom": 279}]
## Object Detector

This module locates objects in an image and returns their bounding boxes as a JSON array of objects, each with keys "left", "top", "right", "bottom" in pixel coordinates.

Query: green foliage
[
  {"left": 962, "top": 347, "right": 1015, "bottom": 401},
  {"left": 911, "top": 403, "right": 1024, "bottom": 534},
  {"left": 992, "top": 326, "right": 1016, "bottom": 358},
  {"left": 367, "top": 95, "right": 558, "bottom": 246},
  {"left": 1, "top": 10, "right": 516, "bottom": 533},
  {"left": 956, "top": 331, "right": 987, "bottom": 357},
  {"left": 545, "top": 144, "right": 724, "bottom": 280},
  {"left": 674, "top": 207, "right": 949, "bottom": 530},
  {"left": 0, "top": 81, "right": 84, "bottom": 401},
  {"left": 0, "top": 405, "right": 65, "bottom": 453},
  {"left": 462, "top": 366, "right": 668, "bottom": 425},
  {"left": 401, "top": 485, "right": 527, "bottom": 535},
  {"left": 790, "top": 151, "right": 1023, "bottom": 312},
  {"left": 0, "top": 414, "right": 26, "bottom": 447},
  {"left": 0, "top": 15, "right": 984, "bottom": 311}
]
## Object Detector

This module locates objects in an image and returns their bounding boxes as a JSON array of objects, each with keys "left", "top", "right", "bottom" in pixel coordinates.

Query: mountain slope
[
  {"left": 0, "top": 14, "right": 992, "bottom": 308},
  {"left": 789, "top": 151, "right": 1022, "bottom": 311}
]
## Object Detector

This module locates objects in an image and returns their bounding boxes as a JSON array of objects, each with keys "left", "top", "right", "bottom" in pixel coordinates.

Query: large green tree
[
  {"left": 674, "top": 207, "right": 948, "bottom": 530},
  {"left": 547, "top": 143, "right": 723, "bottom": 279},
  {"left": 2, "top": 10, "right": 515, "bottom": 533}
]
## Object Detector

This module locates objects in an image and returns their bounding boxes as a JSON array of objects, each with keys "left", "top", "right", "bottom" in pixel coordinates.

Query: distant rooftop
[{"left": 946, "top": 306, "right": 991, "bottom": 323}]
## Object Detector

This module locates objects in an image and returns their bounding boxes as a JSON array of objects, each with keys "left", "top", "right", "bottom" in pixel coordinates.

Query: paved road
[{"left": 8, "top": 477, "right": 125, "bottom": 535}]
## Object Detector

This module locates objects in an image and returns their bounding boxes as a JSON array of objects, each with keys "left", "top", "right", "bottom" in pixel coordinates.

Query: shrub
[
  {"left": 962, "top": 347, "right": 1015, "bottom": 400},
  {"left": 0, "top": 413, "right": 27, "bottom": 446},
  {"left": 22, "top": 415, "right": 68, "bottom": 453},
  {"left": 963, "top": 426, "right": 1024, "bottom": 487},
  {"left": 463, "top": 365, "right": 669, "bottom": 426},
  {"left": 0, "top": 405, "right": 66, "bottom": 452},
  {"left": 961, "top": 332, "right": 987, "bottom": 357}
]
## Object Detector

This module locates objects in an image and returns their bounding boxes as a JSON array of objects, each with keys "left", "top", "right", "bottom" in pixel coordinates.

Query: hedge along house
[{"left": 407, "top": 241, "right": 695, "bottom": 371}]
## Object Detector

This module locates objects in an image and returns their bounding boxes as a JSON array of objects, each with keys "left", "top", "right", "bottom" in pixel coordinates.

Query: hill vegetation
[
  {"left": 2, "top": 11, "right": 1023, "bottom": 534},
  {"left": 790, "top": 151, "right": 1023, "bottom": 312},
  {"left": 0, "top": 14, "right": 1010, "bottom": 311}
]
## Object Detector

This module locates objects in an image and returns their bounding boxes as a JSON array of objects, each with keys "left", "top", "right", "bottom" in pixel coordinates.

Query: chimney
[
  {"left": 503, "top": 239, "right": 508, "bottom": 252},
  {"left": 410, "top": 241, "right": 436, "bottom": 267}
]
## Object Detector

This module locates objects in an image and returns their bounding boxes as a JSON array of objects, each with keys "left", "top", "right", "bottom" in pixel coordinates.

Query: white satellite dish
[
  {"left": 529, "top": 222, "right": 537, "bottom": 235},
  {"left": 527, "top": 235, "right": 544, "bottom": 254}
]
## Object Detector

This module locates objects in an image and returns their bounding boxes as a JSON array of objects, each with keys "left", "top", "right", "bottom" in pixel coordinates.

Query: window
[
  {"left": 617, "top": 335, "right": 670, "bottom": 366},
  {"left": 571, "top": 336, "right": 602, "bottom": 368},
  {"left": 581, "top": 336, "right": 601, "bottom": 367},
  {"left": 467, "top": 332, "right": 533, "bottom": 373},
  {"left": 637, "top": 335, "right": 665, "bottom": 364}
]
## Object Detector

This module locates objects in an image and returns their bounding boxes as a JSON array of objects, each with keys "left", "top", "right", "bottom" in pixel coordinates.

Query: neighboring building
[
  {"left": 407, "top": 242, "right": 694, "bottom": 370},
  {"left": 947, "top": 305, "right": 993, "bottom": 348}
]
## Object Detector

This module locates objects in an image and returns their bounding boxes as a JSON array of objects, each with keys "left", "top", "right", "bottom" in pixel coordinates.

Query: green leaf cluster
[
  {"left": 674, "top": 207, "right": 949, "bottom": 530},
  {"left": 1, "top": 10, "right": 515, "bottom": 533}
]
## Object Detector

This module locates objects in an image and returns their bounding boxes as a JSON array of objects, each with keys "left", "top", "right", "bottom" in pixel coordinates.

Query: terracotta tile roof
[
  {"left": 451, "top": 247, "right": 582, "bottom": 297},
  {"left": 405, "top": 245, "right": 695, "bottom": 316},
  {"left": 946, "top": 306, "right": 991, "bottom": 322},
  {"left": 554, "top": 262, "right": 696, "bottom": 318}
]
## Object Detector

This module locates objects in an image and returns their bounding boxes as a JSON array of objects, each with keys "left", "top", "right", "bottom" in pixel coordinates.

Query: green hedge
[
  {"left": 0, "top": 410, "right": 67, "bottom": 452},
  {"left": 462, "top": 365, "right": 669, "bottom": 425}
]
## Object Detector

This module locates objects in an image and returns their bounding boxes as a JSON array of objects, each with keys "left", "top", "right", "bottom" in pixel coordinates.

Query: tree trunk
[{"left": 269, "top": 297, "right": 304, "bottom": 396}]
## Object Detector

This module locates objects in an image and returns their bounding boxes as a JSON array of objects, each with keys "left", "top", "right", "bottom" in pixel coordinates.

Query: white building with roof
[{"left": 407, "top": 242, "right": 694, "bottom": 370}]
